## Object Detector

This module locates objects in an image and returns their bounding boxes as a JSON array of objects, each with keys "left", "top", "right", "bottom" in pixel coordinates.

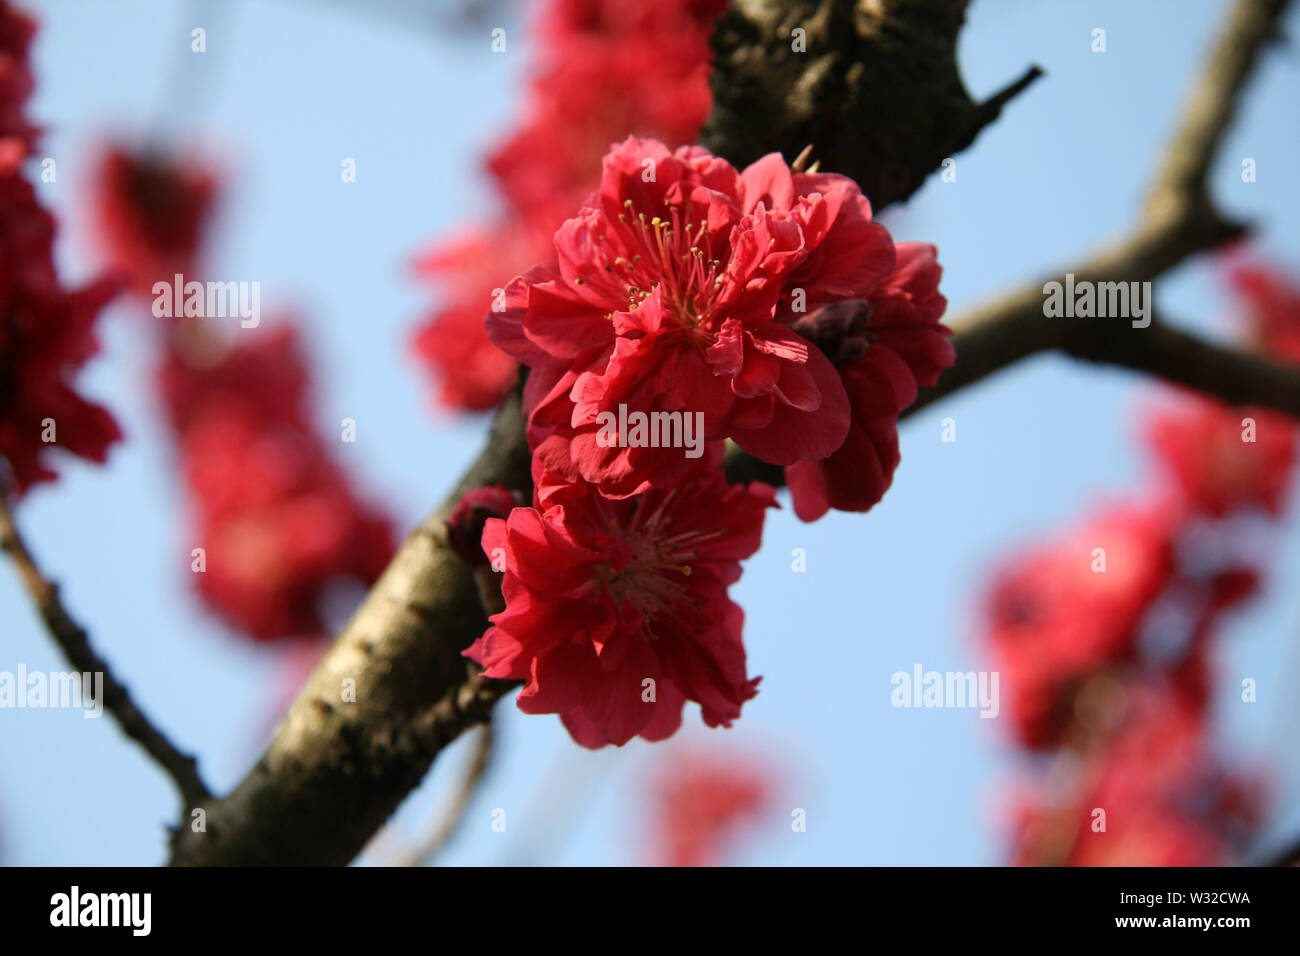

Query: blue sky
[{"left": 2, "top": 0, "right": 1299, "bottom": 865}]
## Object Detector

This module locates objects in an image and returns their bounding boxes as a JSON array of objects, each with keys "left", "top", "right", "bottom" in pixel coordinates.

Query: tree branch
[
  {"left": 169, "top": 0, "right": 1292, "bottom": 865},
  {"left": 170, "top": 388, "right": 528, "bottom": 865},
  {"left": 0, "top": 492, "right": 211, "bottom": 813},
  {"left": 702, "top": 0, "right": 1044, "bottom": 209}
]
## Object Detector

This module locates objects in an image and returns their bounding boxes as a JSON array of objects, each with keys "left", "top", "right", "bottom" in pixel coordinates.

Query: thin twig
[
  {"left": 390, "top": 722, "right": 495, "bottom": 867},
  {"left": 0, "top": 492, "right": 211, "bottom": 812},
  {"left": 971, "top": 64, "right": 1046, "bottom": 130}
]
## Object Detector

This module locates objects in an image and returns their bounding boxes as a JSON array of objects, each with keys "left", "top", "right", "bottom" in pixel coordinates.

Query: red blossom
[
  {"left": 411, "top": 0, "right": 724, "bottom": 414},
  {"left": 1143, "top": 394, "right": 1296, "bottom": 518},
  {"left": 0, "top": 5, "right": 122, "bottom": 495},
  {"left": 652, "top": 751, "right": 768, "bottom": 867},
  {"left": 412, "top": 299, "right": 521, "bottom": 412},
  {"left": 486, "top": 0, "right": 724, "bottom": 237},
  {"left": 1128, "top": 264, "right": 1300, "bottom": 518},
  {"left": 410, "top": 230, "right": 538, "bottom": 412},
  {"left": 445, "top": 484, "right": 524, "bottom": 565},
  {"left": 1230, "top": 262, "right": 1300, "bottom": 361},
  {"left": 983, "top": 502, "right": 1178, "bottom": 749},
  {"left": 491, "top": 137, "right": 930, "bottom": 499},
  {"left": 90, "top": 144, "right": 220, "bottom": 296},
  {"left": 784, "top": 242, "right": 954, "bottom": 520},
  {"left": 465, "top": 446, "right": 775, "bottom": 747},
  {"left": 159, "top": 322, "right": 394, "bottom": 641},
  {"left": 85, "top": 134, "right": 396, "bottom": 643},
  {"left": 1, "top": 177, "right": 123, "bottom": 493},
  {"left": 0, "top": 2, "right": 37, "bottom": 174},
  {"left": 1012, "top": 682, "right": 1262, "bottom": 866}
]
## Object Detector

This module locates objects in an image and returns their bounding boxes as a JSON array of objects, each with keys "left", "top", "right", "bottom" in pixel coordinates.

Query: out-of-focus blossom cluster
[
  {"left": 0, "top": 2, "right": 121, "bottom": 496},
  {"left": 984, "top": 262, "right": 1300, "bottom": 865},
  {"left": 89, "top": 144, "right": 393, "bottom": 642},
  {"left": 411, "top": 0, "right": 727, "bottom": 412},
  {"left": 649, "top": 749, "right": 769, "bottom": 866}
]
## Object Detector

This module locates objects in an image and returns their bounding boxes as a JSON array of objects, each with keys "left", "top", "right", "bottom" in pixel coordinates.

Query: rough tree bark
[{"left": 703, "top": 0, "right": 1043, "bottom": 208}]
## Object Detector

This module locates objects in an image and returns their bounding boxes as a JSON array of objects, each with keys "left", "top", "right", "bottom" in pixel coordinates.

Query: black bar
[{"left": 0, "top": 866, "right": 1293, "bottom": 942}]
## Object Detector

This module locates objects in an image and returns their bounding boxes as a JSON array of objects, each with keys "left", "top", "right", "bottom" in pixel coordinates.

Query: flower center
[
  {"left": 592, "top": 199, "right": 727, "bottom": 337},
  {"left": 592, "top": 488, "right": 724, "bottom": 640}
]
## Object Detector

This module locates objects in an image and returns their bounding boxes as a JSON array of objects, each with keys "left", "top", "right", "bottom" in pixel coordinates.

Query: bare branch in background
[
  {"left": 389, "top": 722, "right": 495, "bottom": 867},
  {"left": 0, "top": 493, "right": 210, "bottom": 814},
  {"left": 911, "top": 0, "right": 1294, "bottom": 414}
]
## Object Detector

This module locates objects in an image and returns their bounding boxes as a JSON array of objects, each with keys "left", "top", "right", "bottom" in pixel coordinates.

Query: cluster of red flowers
[
  {"left": 984, "top": 263, "right": 1300, "bottom": 865},
  {"left": 411, "top": 0, "right": 726, "bottom": 412},
  {"left": 462, "top": 135, "right": 951, "bottom": 747},
  {"left": 89, "top": 145, "right": 393, "bottom": 641},
  {"left": 417, "top": 2, "right": 953, "bottom": 748},
  {"left": 0, "top": 3, "right": 121, "bottom": 495},
  {"left": 491, "top": 139, "right": 953, "bottom": 512},
  {"left": 468, "top": 444, "right": 774, "bottom": 747}
]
